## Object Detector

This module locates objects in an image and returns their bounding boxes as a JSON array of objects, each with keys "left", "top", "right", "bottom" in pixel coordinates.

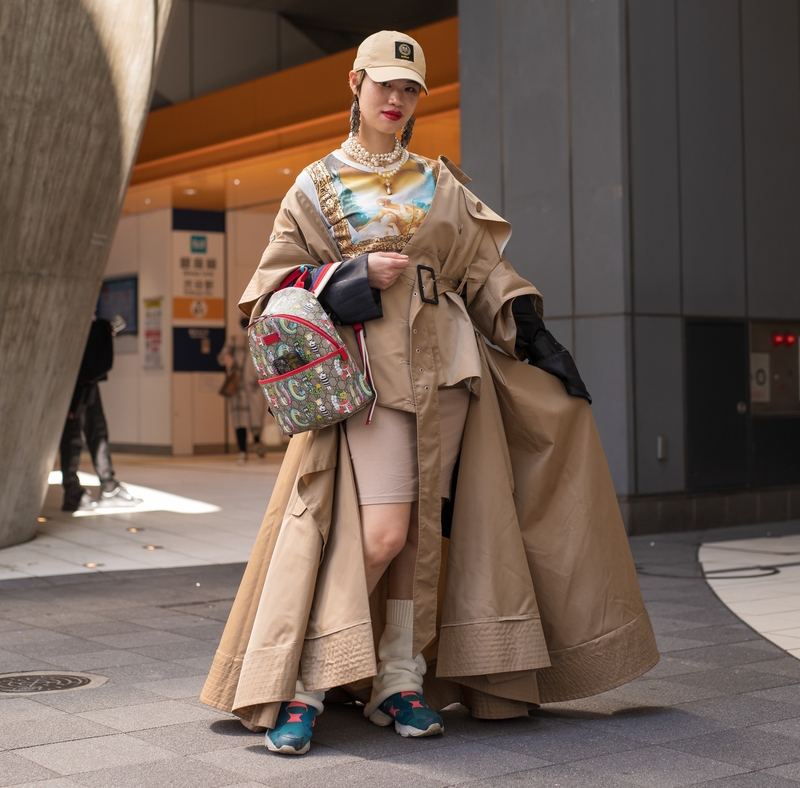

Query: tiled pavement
[{"left": 4, "top": 489, "right": 800, "bottom": 785}]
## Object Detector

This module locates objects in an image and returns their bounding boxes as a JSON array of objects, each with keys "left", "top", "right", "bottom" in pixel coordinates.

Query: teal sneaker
[
  {"left": 265, "top": 700, "right": 317, "bottom": 754},
  {"left": 369, "top": 691, "right": 444, "bottom": 737}
]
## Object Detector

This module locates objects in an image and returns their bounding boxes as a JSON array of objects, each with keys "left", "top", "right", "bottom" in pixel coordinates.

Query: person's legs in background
[
  {"left": 59, "top": 388, "right": 93, "bottom": 511},
  {"left": 83, "top": 384, "right": 141, "bottom": 507}
]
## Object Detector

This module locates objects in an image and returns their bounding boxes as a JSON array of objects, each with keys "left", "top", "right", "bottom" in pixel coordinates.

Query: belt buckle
[{"left": 416, "top": 265, "right": 439, "bottom": 305}]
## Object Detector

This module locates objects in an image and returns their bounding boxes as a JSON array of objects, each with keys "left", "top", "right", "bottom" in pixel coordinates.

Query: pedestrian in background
[
  {"left": 218, "top": 317, "right": 266, "bottom": 464},
  {"left": 60, "top": 316, "right": 142, "bottom": 511}
]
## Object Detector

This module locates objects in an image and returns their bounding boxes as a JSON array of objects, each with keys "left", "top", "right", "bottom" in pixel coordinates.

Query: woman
[
  {"left": 201, "top": 30, "right": 658, "bottom": 755},
  {"left": 218, "top": 317, "right": 267, "bottom": 463}
]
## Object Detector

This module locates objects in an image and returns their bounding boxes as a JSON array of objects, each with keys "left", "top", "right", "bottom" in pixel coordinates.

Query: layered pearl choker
[{"left": 341, "top": 134, "right": 408, "bottom": 195}]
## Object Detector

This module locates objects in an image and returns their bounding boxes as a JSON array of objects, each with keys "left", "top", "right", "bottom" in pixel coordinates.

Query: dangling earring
[
  {"left": 400, "top": 115, "right": 416, "bottom": 149},
  {"left": 350, "top": 95, "right": 361, "bottom": 137}
]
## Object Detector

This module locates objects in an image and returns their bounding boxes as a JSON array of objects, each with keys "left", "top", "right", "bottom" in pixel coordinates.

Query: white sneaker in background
[{"left": 237, "top": 452, "right": 248, "bottom": 465}]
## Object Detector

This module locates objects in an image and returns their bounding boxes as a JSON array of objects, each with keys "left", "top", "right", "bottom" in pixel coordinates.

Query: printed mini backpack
[{"left": 247, "top": 263, "right": 375, "bottom": 435}]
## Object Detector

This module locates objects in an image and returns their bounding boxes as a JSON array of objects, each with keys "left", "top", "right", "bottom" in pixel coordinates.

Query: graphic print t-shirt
[{"left": 296, "top": 150, "right": 439, "bottom": 258}]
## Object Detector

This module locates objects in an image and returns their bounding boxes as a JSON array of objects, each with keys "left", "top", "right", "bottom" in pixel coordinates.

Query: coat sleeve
[
  {"left": 463, "top": 229, "right": 544, "bottom": 358},
  {"left": 238, "top": 186, "right": 336, "bottom": 318},
  {"left": 316, "top": 254, "right": 383, "bottom": 325}
]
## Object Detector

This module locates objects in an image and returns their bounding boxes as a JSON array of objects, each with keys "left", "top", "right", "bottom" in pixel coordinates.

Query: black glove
[{"left": 512, "top": 297, "right": 592, "bottom": 403}]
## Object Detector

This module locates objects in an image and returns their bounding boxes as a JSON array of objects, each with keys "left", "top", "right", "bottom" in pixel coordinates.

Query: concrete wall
[
  {"left": 154, "top": 0, "right": 326, "bottom": 106},
  {"left": 0, "top": 0, "right": 174, "bottom": 547},
  {"left": 459, "top": 0, "right": 800, "bottom": 514},
  {"left": 460, "top": 0, "right": 634, "bottom": 495}
]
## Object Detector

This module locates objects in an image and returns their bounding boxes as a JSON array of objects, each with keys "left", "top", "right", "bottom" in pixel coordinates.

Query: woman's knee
[{"left": 364, "top": 527, "right": 407, "bottom": 567}]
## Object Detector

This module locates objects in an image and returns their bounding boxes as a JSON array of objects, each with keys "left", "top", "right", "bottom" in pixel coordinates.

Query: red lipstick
[{"left": 382, "top": 110, "right": 402, "bottom": 121}]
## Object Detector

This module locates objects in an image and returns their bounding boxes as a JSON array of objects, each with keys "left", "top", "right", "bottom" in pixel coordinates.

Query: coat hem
[{"left": 537, "top": 609, "right": 660, "bottom": 703}]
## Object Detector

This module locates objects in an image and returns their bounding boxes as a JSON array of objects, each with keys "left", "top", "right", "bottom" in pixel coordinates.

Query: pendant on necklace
[{"left": 386, "top": 184, "right": 392, "bottom": 195}]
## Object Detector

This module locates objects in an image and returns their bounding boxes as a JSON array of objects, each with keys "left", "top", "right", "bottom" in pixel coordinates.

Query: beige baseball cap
[{"left": 353, "top": 31, "right": 428, "bottom": 94}]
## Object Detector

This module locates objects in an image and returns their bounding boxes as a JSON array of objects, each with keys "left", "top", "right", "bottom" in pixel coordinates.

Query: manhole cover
[{"left": 0, "top": 671, "right": 108, "bottom": 695}]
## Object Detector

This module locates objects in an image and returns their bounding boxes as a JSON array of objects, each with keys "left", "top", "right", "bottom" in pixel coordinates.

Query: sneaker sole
[
  {"left": 369, "top": 709, "right": 444, "bottom": 737},
  {"left": 265, "top": 738, "right": 310, "bottom": 755},
  {"left": 396, "top": 721, "right": 444, "bottom": 738}
]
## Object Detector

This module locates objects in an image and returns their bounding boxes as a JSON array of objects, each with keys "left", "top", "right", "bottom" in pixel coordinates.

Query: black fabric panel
[{"left": 317, "top": 255, "right": 383, "bottom": 325}]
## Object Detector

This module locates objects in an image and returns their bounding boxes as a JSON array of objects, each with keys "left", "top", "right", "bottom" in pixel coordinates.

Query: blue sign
[
  {"left": 190, "top": 235, "right": 207, "bottom": 253},
  {"left": 173, "top": 327, "right": 226, "bottom": 371}
]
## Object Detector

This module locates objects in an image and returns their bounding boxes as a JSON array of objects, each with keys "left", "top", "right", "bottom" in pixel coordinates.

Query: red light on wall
[
  {"left": 787, "top": 334, "right": 797, "bottom": 346},
  {"left": 773, "top": 333, "right": 785, "bottom": 345}
]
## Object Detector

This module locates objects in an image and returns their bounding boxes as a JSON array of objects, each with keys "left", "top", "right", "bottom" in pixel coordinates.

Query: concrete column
[
  {"left": 0, "top": 1, "right": 174, "bottom": 548},
  {"left": 459, "top": 0, "right": 634, "bottom": 495}
]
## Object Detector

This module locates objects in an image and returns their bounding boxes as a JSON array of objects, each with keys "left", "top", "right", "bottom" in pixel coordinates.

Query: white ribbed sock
[
  {"left": 364, "top": 599, "right": 426, "bottom": 718},
  {"left": 293, "top": 678, "right": 325, "bottom": 715}
]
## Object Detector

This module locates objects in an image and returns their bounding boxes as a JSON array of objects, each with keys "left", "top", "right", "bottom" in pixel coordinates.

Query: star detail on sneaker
[
  {"left": 265, "top": 700, "right": 317, "bottom": 755},
  {"left": 370, "top": 691, "right": 444, "bottom": 737}
]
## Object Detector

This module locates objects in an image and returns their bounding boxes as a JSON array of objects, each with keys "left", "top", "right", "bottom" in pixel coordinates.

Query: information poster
[
  {"left": 143, "top": 297, "right": 164, "bottom": 370},
  {"left": 172, "top": 230, "right": 226, "bottom": 372}
]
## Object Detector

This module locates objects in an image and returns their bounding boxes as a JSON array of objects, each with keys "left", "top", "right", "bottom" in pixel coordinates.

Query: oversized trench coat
[{"left": 200, "top": 157, "right": 659, "bottom": 729}]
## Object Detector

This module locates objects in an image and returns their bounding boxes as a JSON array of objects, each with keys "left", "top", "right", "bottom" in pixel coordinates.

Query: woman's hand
[{"left": 367, "top": 252, "right": 410, "bottom": 290}]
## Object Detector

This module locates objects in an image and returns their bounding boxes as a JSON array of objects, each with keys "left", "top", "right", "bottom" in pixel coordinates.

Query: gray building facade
[{"left": 460, "top": 0, "right": 800, "bottom": 533}]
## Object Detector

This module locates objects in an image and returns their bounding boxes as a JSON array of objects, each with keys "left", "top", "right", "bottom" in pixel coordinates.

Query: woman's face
[{"left": 349, "top": 72, "right": 421, "bottom": 136}]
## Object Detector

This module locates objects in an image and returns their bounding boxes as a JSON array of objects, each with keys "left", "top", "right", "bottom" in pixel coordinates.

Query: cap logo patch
[{"left": 395, "top": 42, "right": 414, "bottom": 62}]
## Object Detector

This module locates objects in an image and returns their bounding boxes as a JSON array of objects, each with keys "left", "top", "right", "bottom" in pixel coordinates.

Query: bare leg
[
  {"left": 360, "top": 501, "right": 413, "bottom": 595},
  {"left": 388, "top": 502, "right": 419, "bottom": 600}
]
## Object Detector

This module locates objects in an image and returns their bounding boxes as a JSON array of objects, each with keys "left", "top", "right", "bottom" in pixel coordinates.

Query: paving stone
[
  {"left": 751, "top": 684, "right": 800, "bottom": 705},
  {"left": 572, "top": 705, "right": 731, "bottom": 744},
  {"left": 68, "top": 756, "right": 242, "bottom": 788},
  {"left": 758, "top": 716, "right": 800, "bottom": 741},
  {"left": 77, "top": 699, "right": 222, "bottom": 732},
  {"left": 129, "top": 639, "right": 215, "bottom": 661},
  {"left": 8, "top": 637, "right": 116, "bottom": 659},
  {"left": 192, "top": 742, "right": 362, "bottom": 780},
  {"left": 675, "top": 626, "right": 763, "bottom": 646},
  {"left": 694, "top": 773, "right": 800, "bottom": 788},
  {"left": 174, "top": 655, "right": 216, "bottom": 672},
  {"left": 639, "top": 655, "right": 717, "bottom": 679},
  {"left": 129, "top": 719, "right": 258, "bottom": 756},
  {"left": 99, "top": 661, "right": 204, "bottom": 683},
  {"left": 586, "top": 677, "right": 725, "bottom": 708},
  {"left": 85, "top": 630, "right": 196, "bottom": 649},
  {"left": 30, "top": 683, "right": 164, "bottom": 714},
  {"left": 34, "top": 649, "right": 155, "bottom": 671},
  {"left": 765, "top": 761, "right": 800, "bottom": 782},
  {"left": 476, "top": 719, "right": 639, "bottom": 763},
  {"left": 457, "top": 763, "right": 645, "bottom": 787},
  {"left": 652, "top": 635, "right": 712, "bottom": 653},
  {"left": 669, "top": 666, "right": 797, "bottom": 695},
  {"left": 666, "top": 729, "right": 800, "bottom": 770},
  {"left": 380, "top": 740, "right": 549, "bottom": 783},
  {"left": 131, "top": 674, "right": 207, "bottom": 699},
  {"left": 0, "top": 751, "right": 60, "bottom": 785},
  {"left": 677, "top": 695, "right": 800, "bottom": 728},
  {"left": 16, "top": 734, "right": 175, "bottom": 775},
  {"left": 667, "top": 643, "right": 785, "bottom": 668},
  {"left": 748, "top": 657, "right": 800, "bottom": 680},
  {"left": 6, "top": 780, "right": 85, "bottom": 788},
  {"left": 263, "top": 758, "right": 451, "bottom": 788},
  {"left": 0, "top": 715, "right": 118, "bottom": 751},
  {"left": 433, "top": 705, "right": 550, "bottom": 741},
  {"left": 576, "top": 744, "right": 746, "bottom": 787}
]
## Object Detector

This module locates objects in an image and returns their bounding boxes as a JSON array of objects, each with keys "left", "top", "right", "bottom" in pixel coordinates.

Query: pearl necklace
[{"left": 341, "top": 134, "right": 407, "bottom": 195}]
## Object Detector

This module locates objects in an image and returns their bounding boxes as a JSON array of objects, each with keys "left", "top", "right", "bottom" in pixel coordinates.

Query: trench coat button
[
  {"left": 425, "top": 386, "right": 429, "bottom": 390},
  {"left": 416, "top": 348, "right": 420, "bottom": 353},
  {"left": 458, "top": 225, "right": 462, "bottom": 234},
  {"left": 413, "top": 329, "right": 417, "bottom": 334},
  {"left": 475, "top": 201, "right": 483, "bottom": 212},
  {"left": 438, "top": 250, "right": 446, "bottom": 261},
  {"left": 413, "top": 292, "right": 418, "bottom": 296},
  {"left": 419, "top": 368, "right": 424, "bottom": 372}
]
